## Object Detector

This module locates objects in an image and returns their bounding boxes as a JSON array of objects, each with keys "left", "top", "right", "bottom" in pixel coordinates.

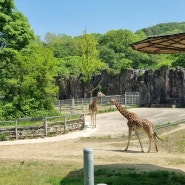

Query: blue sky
[{"left": 15, "top": 0, "right": 185, "bottom": 39}]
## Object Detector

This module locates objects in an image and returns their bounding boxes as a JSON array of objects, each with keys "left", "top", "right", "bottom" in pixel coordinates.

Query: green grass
[
  {"left": 1, "top": 160, "right": 184, "bottom": 185},
  {"left": 0, "top": 160, "right": 79, "bottom": 185},
  {"left": 60, "top": 167, "right": 185, "bottom": 185},
  {"left": 161, "top": 128, "right": 185, "bottom": 153}
]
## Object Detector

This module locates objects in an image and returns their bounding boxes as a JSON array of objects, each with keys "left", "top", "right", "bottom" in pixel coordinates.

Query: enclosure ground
[{"left": 0, "top": 107, "right": 185, "bottom": 174}]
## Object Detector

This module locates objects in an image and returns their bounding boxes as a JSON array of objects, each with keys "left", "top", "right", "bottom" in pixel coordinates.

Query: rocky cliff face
[{"left": 56, "top": 67, "right": 185, "bottom": 107}]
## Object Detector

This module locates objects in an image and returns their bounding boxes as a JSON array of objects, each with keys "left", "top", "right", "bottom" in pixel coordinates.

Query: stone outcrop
[{"left": 56, "top": 67, "right": 185, "bottom": 107}]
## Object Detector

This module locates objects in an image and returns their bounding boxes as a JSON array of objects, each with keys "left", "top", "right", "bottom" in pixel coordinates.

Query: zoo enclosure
[{"left": 0, "top": 92, "right": 139, "bottom": 141}]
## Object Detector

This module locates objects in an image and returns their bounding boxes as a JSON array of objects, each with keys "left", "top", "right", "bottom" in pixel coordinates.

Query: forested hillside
[
  {"left": 138, "top": 22, "right": 185, "bottom": 36},
  {"left": 1, "top": 0, "right": 185, "bottom": 119}
]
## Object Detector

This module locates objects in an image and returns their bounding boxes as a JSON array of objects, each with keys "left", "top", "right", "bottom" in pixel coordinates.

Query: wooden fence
[
  {"left": 0, "top": 113, "right": 85, "bottom": 141},
  {"left": 0, "top": 93, "right": 139, "bottom": 141}
]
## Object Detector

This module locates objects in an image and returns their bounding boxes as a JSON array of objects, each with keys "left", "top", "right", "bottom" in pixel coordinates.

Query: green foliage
[
  {"left": 106, "top": 68, "right": 120, "bottom": 76},
  {"left": 0, "top": 0, "right": 15, "bottom": 30},
  {"left": 44, "top": 23, "right": 185, "bottom": 74},
  {"left": 156, "top": 58, "right": 172, "bottom": 68},
  {"left": 0, "top": 133, "right": 6, "bottom": 141},
  {"left": 79, "top": 31, "right": 105, "bottom": 73},
  {"left": 0, "top": 43, "right": 59, "bottom": 119},
  {"left": 172, "top": 54, "right": 185, "bottom": 68},
  {"left": 98, "top": 29, "right": 145, "bottom": 71},
  {"left": 140, "top": 22, "right": 185, "bottom": 37},
  {"left": 0, "top": 0, "right": 34, "bottom": 50},
  {"left": 99, "top": 46, "right": 116, "bottom": 69},
  {"left": 3, "top": 11, "right": 35, "bottom": 50},
  {"left": 57, "top": 56, "right": 82, "bottom": 76},
  {"left": 77, "top": 31, "right": 106, "bottom": 95},
  {"left": 44, "top": 33, "right": 78, "bottom": 58}
]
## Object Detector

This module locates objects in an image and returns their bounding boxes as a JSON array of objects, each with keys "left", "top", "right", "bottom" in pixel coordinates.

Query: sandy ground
[{"left": 0, "top": 107, "right": 185, "bottom": 173}]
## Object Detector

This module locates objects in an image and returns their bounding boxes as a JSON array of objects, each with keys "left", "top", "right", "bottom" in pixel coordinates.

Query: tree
[
  {"left": 1, "top": 43, "right": 59, "bottom": 119},
  {"left": 172, "top": 54, "right": 185, "bottom": 68},
  {"left": 57, "top": 56, "right": 82, "bottom": 77},
  {"left": 98, "top": 29, "right": 140, "bottom": 72},
  {"left": 0, "top": 0, "right": 36, "bottom": 119},
  {"left": 44, "top": 33, "right": 78, "bottom": 58},
  {"left": 99, "top": 46, "right": 117, "bottom": 69},
  {"left": 78, "top": 31, "right": 105, "bottom": 97},
  {"left": 0, "top": 0, "right": 34, "bottom": 50}
]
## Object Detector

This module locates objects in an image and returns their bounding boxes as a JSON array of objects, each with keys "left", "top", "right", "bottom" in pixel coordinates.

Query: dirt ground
[{"left": 0, "top": 107, "right": 185, "bottom": 173}]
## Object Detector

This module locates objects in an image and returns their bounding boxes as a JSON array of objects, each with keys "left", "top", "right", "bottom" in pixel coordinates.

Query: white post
[{"left": 84, "top": 148, "right": 94, "bottom": 185}]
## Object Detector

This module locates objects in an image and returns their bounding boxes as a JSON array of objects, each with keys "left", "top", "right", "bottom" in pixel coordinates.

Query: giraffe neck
[
  {"left": 92, "top": 95, "right": 99, "bottom": 105},
  {"left": 113, "top": 100, "right": 135, "bottom": 120}
]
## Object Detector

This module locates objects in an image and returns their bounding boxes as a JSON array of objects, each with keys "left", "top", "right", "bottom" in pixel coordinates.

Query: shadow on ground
[
  {"left": 59, "top": 163, "right": 185, "bottom": 185},
  {"left": 94, "top": 148, "right": 159, "bottom": 153}
]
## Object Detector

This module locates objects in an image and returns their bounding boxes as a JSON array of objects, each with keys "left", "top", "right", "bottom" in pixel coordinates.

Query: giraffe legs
[
  {"left": 94, "top": 113, "right": 96, "bottom": 128},
  {"left": 125, "top": 130, "right": 144, "bottom": 152},
  {"left": 147, "top": 137, "right": 152, "bottom": 153},
  {"left": 90, "top": 113, "right": 96, "bottom": 129},
  {"left": 153, "top": 132, "right": 158, "bottom": 152},
  {"left": 92, "top": 115, "right": 95, "bottom": 128},
  {"left": 135, "top": 131, "right": 144, "bottom": 152},
  {"left": 146, "top": 132, "right": 158, "bottom": 153},
  {"left": 90, "top": 114, "right": 93, "bottom": 128},
  {"left": 124, "top": 129, "right": 132, "bottom": 151}
]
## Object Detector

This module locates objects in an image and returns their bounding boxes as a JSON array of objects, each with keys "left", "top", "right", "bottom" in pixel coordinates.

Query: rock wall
[{"left": 56, "top": 67, "right": 185, "bottom": 107}]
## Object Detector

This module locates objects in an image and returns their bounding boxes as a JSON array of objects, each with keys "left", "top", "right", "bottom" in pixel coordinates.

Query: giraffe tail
[{"left": 154, "top": 132, "right": 163, "bottom": 141}]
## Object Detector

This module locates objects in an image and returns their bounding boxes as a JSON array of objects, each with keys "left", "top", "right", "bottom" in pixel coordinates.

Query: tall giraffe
[
  {"left": 111, "top": 98, "right": 160, "bottom": 152},
  {"left": 89, "top": 91, "right": 105, "bottom": 128}
]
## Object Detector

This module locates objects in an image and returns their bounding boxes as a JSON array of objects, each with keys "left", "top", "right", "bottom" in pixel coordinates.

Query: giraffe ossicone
[{"left": 111, "top": 98, "right": 160, "bottom": 153}]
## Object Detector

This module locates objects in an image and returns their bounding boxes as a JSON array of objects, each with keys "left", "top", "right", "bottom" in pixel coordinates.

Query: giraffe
[
  {"left": 89, "top": 91, "right": 105, "bottom": 128},
  {"left": 111, "top": 98, "right": 160, "bottom": 153}
]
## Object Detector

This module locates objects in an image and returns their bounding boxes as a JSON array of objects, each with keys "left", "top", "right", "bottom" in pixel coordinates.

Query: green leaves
[
  {"left": 2, "top": 11, "right": 35, "bottom": 50},
  {"left": 77, "top": 31, "right": 105, "bottom": 95},
  {"left": 0, "top": 43, "right": 59, "bottom": 119},
  {"left": 0, "top": 0, "right": 34, "bottom": 50},
  {"left": 78, "top": 32, "right": 105, "bottom": 79}
]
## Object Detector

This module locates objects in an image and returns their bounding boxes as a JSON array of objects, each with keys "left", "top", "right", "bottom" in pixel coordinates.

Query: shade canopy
[{"left": 131, "top": 32, "right": 185, "bottom": 54}]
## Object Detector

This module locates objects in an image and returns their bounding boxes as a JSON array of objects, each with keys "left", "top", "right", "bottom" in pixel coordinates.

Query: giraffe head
[
  {"left": 97, "top": 91, "right": 106, "bottom": 97},
  {"left": 110, "top": 98, "right": 117, "bottom": 103}
]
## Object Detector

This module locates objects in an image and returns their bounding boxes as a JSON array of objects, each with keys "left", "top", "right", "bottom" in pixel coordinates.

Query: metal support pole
[
  {"left": 44, "top": 118, "right": 48, "bottom": 137},
  {"left": 83, "top": 109, "right": 86, "bottom": 128},
  {"left": 15, "top": 120, "right": 18, "bottom": 140},
  {"left": 125, "top": 93, "right": 127, "bottom": 107},
  {"left": 71, "top": 98, "right": 74, "bottom": 113},
  {"left": 84, "top": 148, "right": 94, "bottom": 185},
  {"left": 64, "top": 116, "right": 67, "bottom": 133}
]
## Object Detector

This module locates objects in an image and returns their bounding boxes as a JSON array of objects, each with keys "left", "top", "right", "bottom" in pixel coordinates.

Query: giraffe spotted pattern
[
  {"left": 89, "top": 91, "right": 105, "bottom": 128},
  {"left": 111, "top": 98, "right": 160, "bottom": 153}
]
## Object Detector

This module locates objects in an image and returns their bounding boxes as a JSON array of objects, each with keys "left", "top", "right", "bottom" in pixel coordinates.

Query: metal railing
[{"left": 54, "top": 93, "right": 140, "bottom": 110}]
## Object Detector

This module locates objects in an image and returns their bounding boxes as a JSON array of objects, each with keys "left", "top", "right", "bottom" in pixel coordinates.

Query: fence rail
[
  {"left": 0, "top": 113, "right": 85, "bottom": 141},
  {"left": 54, "top": 93, "right": 140, "bottom": 113}
]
